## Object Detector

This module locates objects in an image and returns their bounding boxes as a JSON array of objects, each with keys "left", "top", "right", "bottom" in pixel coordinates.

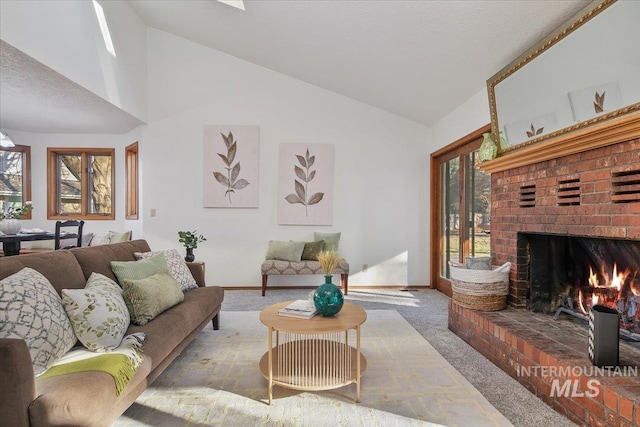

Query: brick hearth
[{"left": 449, "top": 301, "right": 640, "bottom": 426}]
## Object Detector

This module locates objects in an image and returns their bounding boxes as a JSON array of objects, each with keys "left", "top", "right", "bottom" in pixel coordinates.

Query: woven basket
[{"left": 449, "top": 261, "right": 511, "bottom": 311}]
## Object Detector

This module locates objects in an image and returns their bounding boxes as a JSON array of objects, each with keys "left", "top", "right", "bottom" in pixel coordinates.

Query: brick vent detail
[
  {"left": 449, "top": 301, "right": 640, "bottom": 427},
  {"left": 612, "top": 168, "right": 640, "bottom": 204},
  {"left": 490, "top": 138, "right": 640, "bottom": 308}
]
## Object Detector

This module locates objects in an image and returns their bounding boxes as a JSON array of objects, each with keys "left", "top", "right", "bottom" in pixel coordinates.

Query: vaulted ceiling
[{"left": 1, "top": 0, "right": 589, "bottom": 134}]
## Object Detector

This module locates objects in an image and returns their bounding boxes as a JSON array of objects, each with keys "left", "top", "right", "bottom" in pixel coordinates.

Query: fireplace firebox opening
[{"left": 522, "top": 233, "right": 640, "bottom": 340}]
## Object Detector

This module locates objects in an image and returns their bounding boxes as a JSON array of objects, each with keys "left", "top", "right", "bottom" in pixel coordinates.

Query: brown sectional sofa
[{"left": 0, "top": 239, "right": 224, "bottom": 426}]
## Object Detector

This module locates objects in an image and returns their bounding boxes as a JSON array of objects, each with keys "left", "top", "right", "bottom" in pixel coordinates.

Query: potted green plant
[{"left": 178, "top": 230, "right": 206, "bottom": 262}]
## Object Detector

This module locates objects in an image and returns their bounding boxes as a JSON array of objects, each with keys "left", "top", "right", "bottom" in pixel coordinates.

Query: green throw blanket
[{"left": 38, "top": 333, "right": 146, "bottom": 396}]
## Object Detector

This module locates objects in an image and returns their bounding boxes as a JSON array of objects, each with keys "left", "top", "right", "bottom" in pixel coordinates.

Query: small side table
[{"left": 259, "top": 301, "right": 367, "bottom": 404}]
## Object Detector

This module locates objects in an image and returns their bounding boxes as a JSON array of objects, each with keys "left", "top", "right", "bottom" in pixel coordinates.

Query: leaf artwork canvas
[
  {"left": 568, "top": 81, "right": 623, "bottom": 122},
  {"left": 278, "top": 143, "right": 334, "bottom": 225},
  {"left": 203, "top": 126, "right": 260, "bottom": 208},
  {"left": 503, "top": 113, "right": 558, "bottom": 146}
]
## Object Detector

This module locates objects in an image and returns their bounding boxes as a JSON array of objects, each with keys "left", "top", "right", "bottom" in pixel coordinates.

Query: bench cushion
[{"left": 261, "top": 259, "right": 349, "bottom": 275}]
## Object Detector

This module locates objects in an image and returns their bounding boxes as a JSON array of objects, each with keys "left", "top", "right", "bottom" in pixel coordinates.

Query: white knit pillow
[
  {"left": 0, "top": 268, "right": 77, "bottom": 375},
  {"left": 62, "top": 273, "right": 130, "bottom": 352},
  {"left": 135, "top": 249, "right": 198, "bottom": 291}
]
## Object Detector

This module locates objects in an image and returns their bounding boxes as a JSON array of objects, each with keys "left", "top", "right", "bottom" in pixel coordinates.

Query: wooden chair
[{"left": 55, "top": 220, "right": 84, "bottom": 250}]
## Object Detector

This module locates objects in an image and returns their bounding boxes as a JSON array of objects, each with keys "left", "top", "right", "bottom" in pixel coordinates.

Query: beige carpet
[{"left": 115, "top": 310, "right": 512, "bottom": 426}]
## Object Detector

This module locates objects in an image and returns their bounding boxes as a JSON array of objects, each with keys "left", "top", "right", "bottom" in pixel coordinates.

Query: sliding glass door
[{"left": 431, "top": 126, "right": 491, "bottom": 294}]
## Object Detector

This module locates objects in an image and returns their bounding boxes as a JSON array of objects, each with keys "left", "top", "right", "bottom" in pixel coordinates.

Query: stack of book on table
[{"left": 278, "top": 300, "right": 318, "bottom": 319}]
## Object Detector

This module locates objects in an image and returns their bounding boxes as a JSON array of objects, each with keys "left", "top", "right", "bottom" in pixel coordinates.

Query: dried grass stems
[{"left": 317, "top": 250, "right": 342, "bottom": 275}]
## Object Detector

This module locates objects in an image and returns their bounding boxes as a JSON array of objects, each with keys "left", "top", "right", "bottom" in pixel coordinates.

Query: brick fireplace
[
  {"left": 492, "top": 137, "right": 640, "bottom": 309},
  {"left": 448, "top": 119, "right": 640, "bottom": 426}
]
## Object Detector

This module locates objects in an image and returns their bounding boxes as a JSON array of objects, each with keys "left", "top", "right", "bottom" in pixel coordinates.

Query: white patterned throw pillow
[
  {"left": 135, "top": 249, "right": 198, "bottom": 291},
  {"left": 89, "top": 231, "right": 112, "bottom": 246},
  {"left": 0, "top": 268, "right": 77, "bottom": 375},
  {"left": 62, "top": 273, "right": 130, "bottom": 352}
]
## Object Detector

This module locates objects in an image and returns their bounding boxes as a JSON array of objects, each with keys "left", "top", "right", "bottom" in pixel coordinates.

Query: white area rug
[{"left": 115, "top": 310, "right": 512, "bottom": 426}]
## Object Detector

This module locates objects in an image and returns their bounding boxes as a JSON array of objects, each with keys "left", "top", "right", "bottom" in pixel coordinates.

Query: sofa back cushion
[
  {"left": 0, "top": 250, "right": 86, "bottom": 296},
  {"left": 70, "top": 240, "right": 152, "bottom": 282}
]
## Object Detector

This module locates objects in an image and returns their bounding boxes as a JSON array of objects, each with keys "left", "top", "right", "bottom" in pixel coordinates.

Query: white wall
[
  {"left": 143, "top": 29, "right": 429, "bottom": 288},
  {"left": 3, "top": 127, "right": 144, "bottom": 239},
  {"left": 428, "top": 88, "right": 490, "bottom": 149},
  {"left": 0, "top": 0, "right": 147, "bottom": 122}
]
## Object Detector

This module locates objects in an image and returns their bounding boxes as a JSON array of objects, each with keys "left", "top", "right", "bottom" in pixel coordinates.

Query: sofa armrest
[
  {"left": 0, "top": 338, "right": 36, "bottom": 426},
  {"left": 187, "top": 261, "right": 206, "bottom": 287}
]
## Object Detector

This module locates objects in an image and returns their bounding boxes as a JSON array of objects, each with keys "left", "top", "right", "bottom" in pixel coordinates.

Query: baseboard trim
[{"left": 222, "top": 285, "right": 432, "bottom": 291}]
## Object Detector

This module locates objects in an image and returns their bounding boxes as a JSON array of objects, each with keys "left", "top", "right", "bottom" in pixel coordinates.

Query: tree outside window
[
  {"left": 47, "top": 148, "right": 115, "bottom": 220},
  {"left": 0, "top": 145, "right": 32, "bottom": 219}
]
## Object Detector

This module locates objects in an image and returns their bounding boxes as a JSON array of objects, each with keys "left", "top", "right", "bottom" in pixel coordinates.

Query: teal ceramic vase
[{"left": 313, "top": 275, "right": 344, "bottom": 317}]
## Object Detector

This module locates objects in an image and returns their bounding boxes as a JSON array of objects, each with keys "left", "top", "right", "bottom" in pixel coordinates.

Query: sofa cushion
[
  {"left": 81, "top": 232, "right": 94, "bottom": 247},
  {"left": 109, "top": 230, "right": 132, "bottom": 244},
  {"left": 0, "top": 268, "right": 77, "bottom": 375},
  {"left": 25, "top": 232, "right": 95, "bottom": 250},
  {"left": 265, "top": 240, "right": 305, "bottom": 262},
  {"left": 121, "top": 270, "right": 184, "bottom": 326},
  {"left": 110, "top": 253, "right": 167, "bottom": 284},
  {"left": 314, "top": 232, "right": 341, "bottom": 252},
  {"left": 33, "top": 357, "right": 152, "bottom": 427},
  {"left": 261, "top": 259, "right": 350, "bottom": 275},
  {"left": 70, "top": 240, "right": 153, "bottom": 282},
  {"left": 135, "top": 249, "right": 198, "bottom": 291},
  {"left": 301, "top": 240, "right": 324, "bottom": 261},
  {"left": 89, "top": 232, "right": 112, "bottom": 246},
  {"left": 24, "top": 240, "right": 55, "bottom": 250},
  {"left": 0, "top": 250, "right": 87, "bottom": 296},
  {"left": 31, "top": 286, "right": 224, "bottom": 426},
  {"left": 61, "top": 273, "right": 130, "bottom": 351},
  {"left": 125, "top": 285, "right": 224, "bottom": 369}
]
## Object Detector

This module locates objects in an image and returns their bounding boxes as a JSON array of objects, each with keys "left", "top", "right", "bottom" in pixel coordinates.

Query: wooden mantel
[{"left": 478, "top": 112, "right": 640, "bottom": 174}]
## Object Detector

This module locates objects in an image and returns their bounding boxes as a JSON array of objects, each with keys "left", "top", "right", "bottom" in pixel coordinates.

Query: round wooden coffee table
[{"left": 259, "top": 301, "right": 367, "bottom": 404}]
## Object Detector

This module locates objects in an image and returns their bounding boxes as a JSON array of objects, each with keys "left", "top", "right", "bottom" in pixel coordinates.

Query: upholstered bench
[{"left": 261, "top": 259, "right": 350, "bottom": 296}]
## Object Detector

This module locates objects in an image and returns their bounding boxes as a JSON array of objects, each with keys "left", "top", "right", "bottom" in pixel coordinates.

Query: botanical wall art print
[
  {"left": 278, "top": 143, "right": 334, "bottom": 225},
  {"left": 568, "top": 81, "right": 623, "bottom": 122},
  {"left": 503, "top": 112, "right": 558, "bottom": 146},
  {"left": 203, "top": 125, "right": 260, "bottom": 208}
]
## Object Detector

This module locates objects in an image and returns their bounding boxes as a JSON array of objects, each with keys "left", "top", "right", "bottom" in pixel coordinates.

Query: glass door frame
[{"left": 430, "top": 124, "right": 490, "bottom": 296}]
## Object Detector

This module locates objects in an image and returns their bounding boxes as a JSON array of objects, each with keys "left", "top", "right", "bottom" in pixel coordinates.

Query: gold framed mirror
[{"left": 486, "top": 0, "right": 640, "bottom": 156}]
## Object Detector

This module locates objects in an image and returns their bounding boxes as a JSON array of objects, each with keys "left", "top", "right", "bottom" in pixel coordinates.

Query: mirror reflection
[{"left": 490, "top": 0, "right": 640, "bottom": 149}]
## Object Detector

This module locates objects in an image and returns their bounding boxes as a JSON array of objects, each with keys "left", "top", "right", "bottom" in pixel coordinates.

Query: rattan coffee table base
[
  {"left": 259, "top": 302, "right": 367, "bottom": 404},
  {"left": 259, "top": 339, "right": 367, "bottom": 394}
]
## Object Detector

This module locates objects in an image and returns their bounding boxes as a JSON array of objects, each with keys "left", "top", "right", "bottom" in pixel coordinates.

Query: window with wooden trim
[
  {"left": 125, "top": 142, "right": 139, "bottom": 219},
  {"left": 0, "top": 145, "right": 32, "bottom": 219},
  {"left": 47, "top": 148, "right": 115, "bottom": 220}
]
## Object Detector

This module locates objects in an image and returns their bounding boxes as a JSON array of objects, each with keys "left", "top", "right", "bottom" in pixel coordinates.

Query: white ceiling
[
  {"left": 129, "top": 0, "right": 589, "bottom": 126},
  {"left": 0, "top": 40, "right": 144, "bottom": 134},
  {"left": 0, "top": 0, "right": 590, "bottom": 134}
]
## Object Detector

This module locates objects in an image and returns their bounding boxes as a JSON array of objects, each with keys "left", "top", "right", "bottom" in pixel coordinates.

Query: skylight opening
[
  {"left": 217, "top": 0, "right": 245, "bottom": 11},
  {"left": 93, "top": 0, "right": 116, "bottom": 57}
]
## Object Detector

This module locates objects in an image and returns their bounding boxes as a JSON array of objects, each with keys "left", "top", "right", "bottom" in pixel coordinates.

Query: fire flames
[{"left": 577, "top": 263, "right": 640, "bottom": 335}]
